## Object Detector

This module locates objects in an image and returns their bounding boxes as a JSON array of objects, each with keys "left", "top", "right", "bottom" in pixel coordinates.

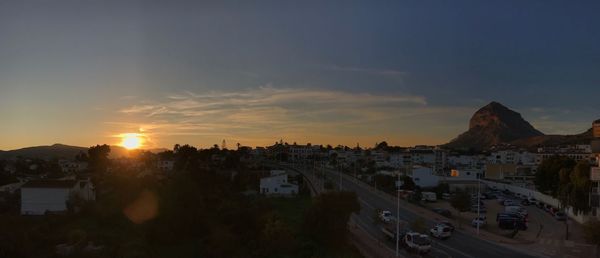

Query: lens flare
[{"left": 120, "top": 133, "right": 143, "bottom": 150}]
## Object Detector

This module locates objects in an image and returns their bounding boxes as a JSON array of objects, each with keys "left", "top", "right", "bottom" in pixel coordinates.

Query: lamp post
[
  {"left": 396, "top": 173, "right": 400, "bottom": 257},
  {"left": 477, "top": 175, "right": 481, "bottom": 235}
]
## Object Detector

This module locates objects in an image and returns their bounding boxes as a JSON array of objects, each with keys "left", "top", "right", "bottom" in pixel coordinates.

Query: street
[{"left": 285, "top": 163, "right": 538, "bottom": 258}]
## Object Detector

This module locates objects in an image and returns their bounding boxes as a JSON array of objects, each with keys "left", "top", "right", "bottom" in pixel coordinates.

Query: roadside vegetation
[{"left": 0, "top": 144, "right": 363, "bottom": 258}]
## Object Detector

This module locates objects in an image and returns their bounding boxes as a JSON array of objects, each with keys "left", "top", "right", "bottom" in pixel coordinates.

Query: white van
[{"left": 422, "top": 192, "right": 437, "bottom": 202}]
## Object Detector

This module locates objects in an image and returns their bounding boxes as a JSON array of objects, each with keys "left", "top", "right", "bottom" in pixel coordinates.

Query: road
[{"left": 283, "top": 163, "right": 538, "bottom": 258}]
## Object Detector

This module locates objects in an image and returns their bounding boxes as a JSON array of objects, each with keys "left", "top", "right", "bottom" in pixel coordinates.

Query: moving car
[
  {"left": 404, "top": 232, "right": 432, "bottom": 254},
  {"left": 439, "top": 221, "right": 455, "bottom": 232},
  {"left": 379, "top": 210, "right": 393, "bottom": 223},
  {"left": 430, "top": 224, "right": 452, "bottom": 239}
]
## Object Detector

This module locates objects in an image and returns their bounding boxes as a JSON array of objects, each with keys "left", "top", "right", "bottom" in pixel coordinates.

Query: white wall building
[
  {"left": 407, "top": 166, "right": 440, "bottom": 188},
  {"left": 21, "top": 179, "right": 95, "bottom": 215},
  {"left": 260, "top": 170, "right": 298, "bottom": 196}
]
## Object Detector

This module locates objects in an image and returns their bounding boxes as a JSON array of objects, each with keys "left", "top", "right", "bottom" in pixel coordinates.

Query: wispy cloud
[
  {"left": 112, "top": 86, "right": 470, "bottom": 147},
  {"left": 323, "top": 65, "right": 407, "bottom": 81}
]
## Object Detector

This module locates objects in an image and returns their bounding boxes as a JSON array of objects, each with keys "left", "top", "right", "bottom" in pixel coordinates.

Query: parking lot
[
  {"left": 425, "top": 191, "right": 578, "bottom": 241},
  {"left": 424, "top": 190, "right": 595, "bottom": 257}
]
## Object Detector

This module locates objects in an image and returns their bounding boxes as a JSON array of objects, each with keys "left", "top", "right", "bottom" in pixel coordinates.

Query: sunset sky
[{"left": 1, "top": 0, "right": 599, "bottom": 150}]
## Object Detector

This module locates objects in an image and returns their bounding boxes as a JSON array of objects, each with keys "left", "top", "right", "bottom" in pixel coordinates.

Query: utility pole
[
  {"left": 339, "top": 164, "right": 343, "bottom": 190},
  {"left": 477, "top": 175, "right": 481, "bottom": 235},
  {"left": 396, "top": 173, "right": 400, "bottom": 257}
]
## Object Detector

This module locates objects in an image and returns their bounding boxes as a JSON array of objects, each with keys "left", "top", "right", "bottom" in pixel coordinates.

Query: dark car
[
  {"left": 555, "top": 212, "right": 567, "bottom": 221},
  {"left": 498, "top": 217, "right": 528, "bottom": 230},
  {"left": 483, "top": 193, "right": 497, "bottom": 199},
  {"left": 432, "top": 208, "right": 452, "bottom": 218}
]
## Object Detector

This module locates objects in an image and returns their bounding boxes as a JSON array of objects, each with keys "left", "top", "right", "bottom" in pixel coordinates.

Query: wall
[{"left": 21, "top": 188, "right": 71, "bottom": 215}]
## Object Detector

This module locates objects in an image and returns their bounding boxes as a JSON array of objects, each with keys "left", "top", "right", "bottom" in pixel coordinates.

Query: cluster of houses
[
  {"left": 252, "top": 142, "right": 597, "bottom": 191},
  {"left": 0, "top": 156, "right": 178, "bottom": 216}
]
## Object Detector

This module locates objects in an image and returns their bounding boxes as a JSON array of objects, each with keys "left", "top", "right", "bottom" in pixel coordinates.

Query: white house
[
  {"left": 407, "top": 166, "right": 440, "bottom": 188},
  {"left": 21, "top": 179, "right": 95, "bottom": 215},
  {"left": 260, "top": 170, "right": 298, "bottom": 196}
]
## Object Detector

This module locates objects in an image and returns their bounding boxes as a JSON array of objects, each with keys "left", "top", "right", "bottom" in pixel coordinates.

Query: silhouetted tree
[
  {"left": 303, "top": 191, "right": 360, "bottom": 247},
  {"left": 535, "top": 156, "right": 576, "bottom": 196},
  {"left": 88, "top": 144, "right": 111, "bottom": 173}
]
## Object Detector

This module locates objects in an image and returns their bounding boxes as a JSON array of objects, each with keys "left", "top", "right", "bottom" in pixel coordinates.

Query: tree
[
  {"left": 303, "top": 191, "right": 360, "bottom": 247},
  {"left": 373, "top": 174, "right": 396, "bottom": 193},
  {"left": 450, "top": 191, "right": 471, "bottom": 213},
  {"left": 173, "top": 144, "right": 199, "bottom": 171},
  {"left": 535, "top": 156, "right": 576, "bottom": 196},
  {"left": 88, "top": 144, "right": 110, "bottom": 173},
  {"left": 583, "top": 219, "right": 600, "bottom": 246},
  {"left": 399, "top": 175, "right": 416, "bottom": 191},
  {"left": 450, "top": 191, "right": 471, "bottom": 228},
  {"left": 565, "top": 161, "right": 592, "bottom": 214},
  {"left": 259, "top": 215, "right": 296, "bottom": 257}
]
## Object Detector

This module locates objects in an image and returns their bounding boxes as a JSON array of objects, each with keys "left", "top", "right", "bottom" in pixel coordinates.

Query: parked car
[
  {"left": 483, "top": 193, "right": 497, "bottom": 199},
  {"left": 442, "top": 193, "right": 451, "bottom": 200},
  {"left": 521, "top": 199, "right": 532, "bottom": 206},
  {"left": 498, "top": 217, "right": 528, "bottom": 230},
  {"left": 422, "top": 192, "right": 437, "bottom": 202},
  {"left": 527, "top": 197, "right": 539, "bottom": 206},
  {"left": 503, "top": 200, "right": 519, "bottom": 206},
  {"left": 497, "top": 196, "right": 506, "bottom": 204},
  {"left": 471, "top": 216, "right": 487, "bottom": 228},
  {"left": 555, "top": 212, "right": 567, "bottom": 221}
]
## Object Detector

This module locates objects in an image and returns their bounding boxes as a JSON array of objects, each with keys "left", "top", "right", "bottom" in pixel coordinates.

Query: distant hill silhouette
[
  {"left": 445, "top": 101, "right": 593, "bottom": 150},
  {"left": 0, "top": 144, "right": 169, "bottom": 160}
]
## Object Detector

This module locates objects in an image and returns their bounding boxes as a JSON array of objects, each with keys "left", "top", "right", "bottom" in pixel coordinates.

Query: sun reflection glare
[{"left": 120, "top": 133, "right": 143, "bottom": 150}]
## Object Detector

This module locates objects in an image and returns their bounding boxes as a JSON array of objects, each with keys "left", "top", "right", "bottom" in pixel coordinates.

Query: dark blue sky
[{"left": 1, "top": 0, "right": 599, "bottom": 149}]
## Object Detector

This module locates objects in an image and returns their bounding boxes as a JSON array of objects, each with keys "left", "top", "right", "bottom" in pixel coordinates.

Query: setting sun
[{"left": 121, "top": 133, "right": 143, "bottom": 150}]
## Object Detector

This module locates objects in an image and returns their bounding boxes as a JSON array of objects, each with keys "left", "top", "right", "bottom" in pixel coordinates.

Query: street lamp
[
  {"left": 477, "top": 174, "right": 481, "bottom": 235},
  {"left": 396, "top": 173, "right": 401, "bottom": 257}
]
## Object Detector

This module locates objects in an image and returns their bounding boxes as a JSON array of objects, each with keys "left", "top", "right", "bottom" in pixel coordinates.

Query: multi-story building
[{"left": 535, "top": 145, "right": 593, "bottom": 164}]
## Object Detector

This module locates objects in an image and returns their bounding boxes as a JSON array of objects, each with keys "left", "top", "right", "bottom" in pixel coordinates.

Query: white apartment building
[
  {"left": 535, "top": 145, "right": 594, "bottom": 164},
  {"left": 260, "top": 170, "right": 298, "bottom": 196},
  {"left": 21, "top": 179, "right": 95, "bottom": 215}
]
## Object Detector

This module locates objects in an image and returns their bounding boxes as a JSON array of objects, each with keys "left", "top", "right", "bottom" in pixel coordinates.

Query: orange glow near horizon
[{"left": 120, "top": 133, "right": 144, "bottom": 150}]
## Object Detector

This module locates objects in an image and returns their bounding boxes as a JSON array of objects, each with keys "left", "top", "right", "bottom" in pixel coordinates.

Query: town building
[
  {"left": 21, "top": 179, "right": 95, "bottom": 215},
  {"left": 259, "top": 170, "right": 298, "bottom": 196},
  {"left": 535, "top": 145, "right": 594, "bottom": 165},
  {"left": 406, "top": 166, "right": 439, "bottom": 188}
]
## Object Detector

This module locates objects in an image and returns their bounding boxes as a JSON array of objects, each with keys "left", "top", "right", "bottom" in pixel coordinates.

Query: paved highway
[{"left": 284, "top": 163, "right": 538, "bottom": 258}]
